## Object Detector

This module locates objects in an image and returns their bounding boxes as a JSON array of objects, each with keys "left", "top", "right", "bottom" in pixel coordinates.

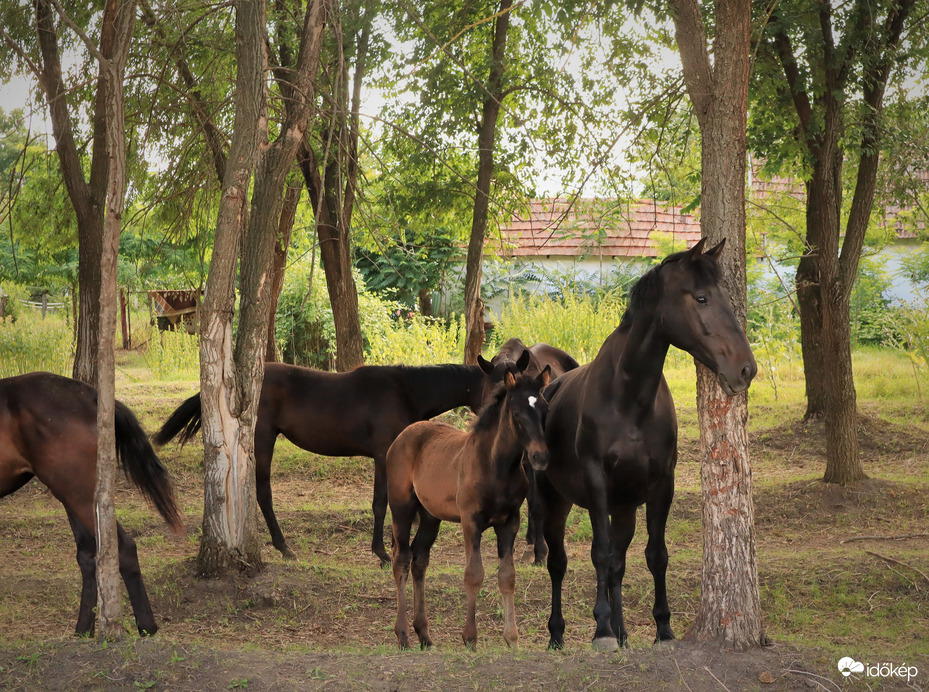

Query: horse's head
[
  {"left": 478, "top": 347, "right": 531, "bottom": 405},
  {"left": 651, "top": 239, "right": 757, "bottom": 395},
  {"left": 502, "top": 365, "right": 551, "bottom": 471}
]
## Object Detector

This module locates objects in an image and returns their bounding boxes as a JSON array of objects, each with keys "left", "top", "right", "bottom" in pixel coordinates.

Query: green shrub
[{"left": 0, "top": 309, "right": 72, "bottom": 377}]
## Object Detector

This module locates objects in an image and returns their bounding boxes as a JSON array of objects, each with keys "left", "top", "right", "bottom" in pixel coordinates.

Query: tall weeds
[{"left": 0, "top": 311, "right": 72, "bottom": 377}]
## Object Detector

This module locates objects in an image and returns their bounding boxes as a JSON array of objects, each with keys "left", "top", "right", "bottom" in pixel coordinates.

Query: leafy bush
[
  {"left": 275, "top": 255, "right": 405, "bottom": 368},
  {"left": 0, "top": 308, "right": 72, "bottom": 377}
]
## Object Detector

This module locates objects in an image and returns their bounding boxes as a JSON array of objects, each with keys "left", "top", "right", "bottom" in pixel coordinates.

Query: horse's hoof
[
  {"left": 378, "top": 556, "right": 391, "bottom": 569},
  {"left": 654, "top": 630, "right": 676, "bottom": 644},
  {"left": 592, "top": 636, "right": 620, "bottom": 652},
  {"left": 281, "top": 549, "right": 297, "bottom": 561},
  {"left": 547, "top": 639, "right": 564, "bottom": 651},
  {"left": 419, "top": 639, "right": 433, "bottom": 650}
]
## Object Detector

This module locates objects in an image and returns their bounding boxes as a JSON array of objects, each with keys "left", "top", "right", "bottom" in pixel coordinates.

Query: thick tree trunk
[
  {"left": 673, "top": 0, "right": 764, "bottom": 649},
  {"left": 198, "top": 0, "right": 266, "bottom": 578},
  {"left": 199, "top": 0, "right": 325, "bottom": 577},
  {"left": 266, "top": 182, "right": 301, "bottom": 362},
  {"left": 463, "top": 0, "right": 511, "bottom": 365}
]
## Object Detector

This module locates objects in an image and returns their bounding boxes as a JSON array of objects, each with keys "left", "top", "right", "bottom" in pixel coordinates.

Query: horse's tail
[
  {"left": 114, "top": 401, "right": 185, "bottom": 535},
  {"left": 151, "top": 393, "right": 203, "bottom": 447}
]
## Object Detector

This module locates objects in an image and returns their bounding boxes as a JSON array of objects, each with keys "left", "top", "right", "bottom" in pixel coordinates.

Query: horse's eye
[{"left": 695, "top": 295, "right": 707, "bottom": 304}]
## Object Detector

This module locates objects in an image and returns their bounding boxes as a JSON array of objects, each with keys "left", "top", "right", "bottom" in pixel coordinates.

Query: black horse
[
  {"left": 537, "top": 239, "right": 757, "bottom": 650},
  {"left": 485, "top": 338, "right": 579, "bottom": 564},
  {"left": 154, "top": 361, "right": 489, "bottom": 565},
  {"left": 0, "top": 372, "right": 184, "bottom": 636}
]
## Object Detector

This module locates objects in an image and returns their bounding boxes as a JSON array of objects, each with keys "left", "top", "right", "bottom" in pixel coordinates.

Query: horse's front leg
[
  {"left": 537, "top": 472, "right": 573, "bottom": 650},
  {"left": 494, "top": 513, "right": 521, "bottom": 647},
  {"left": 255, "top": 434, "right": 294, "bottom": 559},
  {"left": 587, "top": 480, "right": 618, "bottom": 650},
  {"left": 371, "top": 453, "right": 391, "bottom": 567},
  {"left": 609, "top": 504, "right": 638, "bottom": 647},
  {"left": 461, "top": 517, "right": 485, "bottom": 649},
  {"left": 645, "top": 474, "right": 675, "bottom": 643},
  {"left": 523, "top": 459, "right": 547, "bottom": 566}
]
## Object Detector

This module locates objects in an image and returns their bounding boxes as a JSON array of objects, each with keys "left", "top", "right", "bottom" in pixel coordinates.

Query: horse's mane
[
  {"left": 472, "top": 383, "right": 507, "bottom": 432},
  {"left": 619, "top": 249, "right": 721, "bottom": 328}
]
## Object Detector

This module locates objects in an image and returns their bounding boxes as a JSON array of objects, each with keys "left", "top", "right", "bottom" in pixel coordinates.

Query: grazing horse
[
  {"left": 154, "top": 361, "right": 488, "bottom": 565},
  {"left": 485, "top": 338, "right": 580, "bottom": 564},
  {"left": 538, "top": 240, "right": 757, "bottom": 650},
  {"left": 0, "top": 372, "right": 184, "bottom": 636},
  {"left": 387, "top": 362, "right": 551, "bottom": 649}
]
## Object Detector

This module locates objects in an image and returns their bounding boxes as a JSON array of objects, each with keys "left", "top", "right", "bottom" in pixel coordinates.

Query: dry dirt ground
[{"left": 1, "top": 391, "right": 927, "bottom": 691}]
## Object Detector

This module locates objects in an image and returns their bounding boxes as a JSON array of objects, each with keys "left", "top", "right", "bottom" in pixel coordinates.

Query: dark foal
[
  {"left": 387, "top": 364, "right": 551, "bottom": 649},
  {"left": 538, "top": 240, "right": 757, "bottom": 650},
  {"left": 0, "top": 372, "right": 184, "bottom": 636},
  {"left": 484, "top": 338, "right": 579, "bottom": 564},
  {"left": 154, "top": 361, "right": 487, "bottom": 565}
]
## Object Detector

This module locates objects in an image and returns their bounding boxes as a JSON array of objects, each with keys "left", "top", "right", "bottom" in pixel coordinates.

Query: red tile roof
[{"left": 494, "top": 198, "right": 702, "bottom": 259}]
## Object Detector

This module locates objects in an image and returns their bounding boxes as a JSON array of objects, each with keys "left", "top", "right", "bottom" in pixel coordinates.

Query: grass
[{"left": 1, "top": 331, "right": 929, "bottom": 687}]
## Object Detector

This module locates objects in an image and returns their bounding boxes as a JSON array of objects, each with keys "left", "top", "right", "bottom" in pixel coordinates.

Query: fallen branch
[
  {"left": 703, "top": 666, "right": 732, "bottom": 692},
  {"left": 865, "top": 550, "right": 929, "bottom": 585},
  {"left": 841, "top": 533, "right": 929, "bottom": 544}
]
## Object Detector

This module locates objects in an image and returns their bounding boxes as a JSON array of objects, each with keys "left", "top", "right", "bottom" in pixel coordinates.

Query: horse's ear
[
  {"left": 504, "top": 371, "right": 517, "bottom": 388},
  {"left": 538, "top": 364, "right": 552, "bottom": 388},
  {"left": 516, "top": 349, "right": 531, "bottom": 372},
  {"left": 687, "top": 238, "right": 707, "bottom": 260},
  {"left": 704, "top": 238, "right": 726, "bottom": 261},
  {"left": 478, "top": 354, "right": 493, "bottom": 375}
]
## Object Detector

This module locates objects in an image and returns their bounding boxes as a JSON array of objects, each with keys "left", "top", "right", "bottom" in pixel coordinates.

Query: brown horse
[
  {"left": 387, "top": 362, "right": 551, "bottom": 650},
  {"left": 538, "top": 240, "right": 757, "bottom": 650},
  {"left": 0, "top": 372, "right": 184, "bottom": 636},
  {"left": 484, "top": 338, "right": 579, "bottom": 564},
  {"left": 154, "top": 361, "right": 489, "bottom": 565}
]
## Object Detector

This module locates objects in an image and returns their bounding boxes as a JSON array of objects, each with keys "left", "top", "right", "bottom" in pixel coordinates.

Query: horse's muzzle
[
  {"left": 717, "top": 358, "right": 757, "bottom": 395},
  {"left": 526, "top": 449, "right": 550, "bottom": 472}
]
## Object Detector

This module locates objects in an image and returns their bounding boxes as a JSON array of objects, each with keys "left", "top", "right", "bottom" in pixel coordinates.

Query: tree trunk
[
  {"left": 34, "top": 0, "right": 109, "bottom": 385},
  {"left": 295, "top": 3, "right": 370, "bottom": 373},
  {"left": 463, "top": 0, "right": 511, "bottom": 365},
  {"left": 198, "top": 0, "right": 266, "bottom": 577},
  {"left": 266, "top": 182, "right": 301, "bottom": 362},
  {"left": 672, "top": 0, "right": 764, "bottom": 649},
  {"left": 92, "top": 0, "right": 136, "bottom": 640}
]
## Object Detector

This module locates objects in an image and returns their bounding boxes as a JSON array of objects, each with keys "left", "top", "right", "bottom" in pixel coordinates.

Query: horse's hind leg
[
  {"left": 390, "top": 496, "right": 417, "bottom": 648},
  {"left": 65, "top": 510, "right": 97, "bottom": 637},
  {"left": 255, "top": 433, "right": 294, "bottom": 559},
  {"left": 117, "top": 522, "right": 158, "bottom": 636},
  {"left": 494, "top": 513, "right": 521, "bottom": 647},
  {"left": 410, "top": 509, "right": 440, "bottom": 649},
  {"left": 371, "top": 453, "right": 391, "bottom": 567},
  {"left": 645, "top": 476, "right": 675, "bottom": 642}
]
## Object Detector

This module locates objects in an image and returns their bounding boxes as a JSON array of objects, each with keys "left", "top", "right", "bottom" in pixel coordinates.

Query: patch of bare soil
[{"left": 0, "top": 636, "right": 870, "bottom": 691}]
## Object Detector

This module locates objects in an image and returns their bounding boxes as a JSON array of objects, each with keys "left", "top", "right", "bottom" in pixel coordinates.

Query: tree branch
[{"left": 669, "top": 0, "right": 713, "bottom": 122}]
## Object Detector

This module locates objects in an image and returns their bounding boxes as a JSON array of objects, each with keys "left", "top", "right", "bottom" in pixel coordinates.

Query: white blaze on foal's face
[{"left": 528, "top": 396, "right": 537, "bottom": 409}]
